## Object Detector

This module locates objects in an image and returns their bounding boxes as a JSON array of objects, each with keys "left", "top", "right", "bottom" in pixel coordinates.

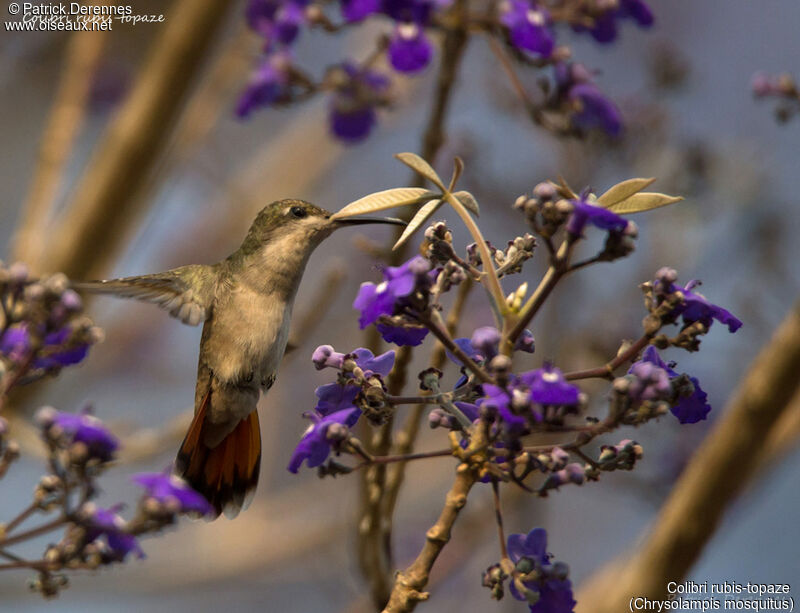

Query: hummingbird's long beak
[{"left": 334, "top": 216, "right": 407, "bottom": 226}]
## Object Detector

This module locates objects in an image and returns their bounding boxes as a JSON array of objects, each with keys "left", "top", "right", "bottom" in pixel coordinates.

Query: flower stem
[
  {"left": 0, "top": 517, "right": 66, "bottom": 548},
  {"left": 491, "top": 480, "right": 509, "bottom": 561},
  {"left": 563, "top": 334, "right": 652, "bottom": 381},
  {"left": 419, "top": 310, "right": 493, "bottom": 384}
]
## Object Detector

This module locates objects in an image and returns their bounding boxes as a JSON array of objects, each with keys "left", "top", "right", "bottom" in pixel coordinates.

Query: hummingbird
[{"left": 75, "top": 199, "right": 404, "bottom": 518}]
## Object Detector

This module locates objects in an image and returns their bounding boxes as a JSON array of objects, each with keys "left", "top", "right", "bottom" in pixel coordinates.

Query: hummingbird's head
[{"left": 243, "top": 199, "right": 406, "bottom": 255}]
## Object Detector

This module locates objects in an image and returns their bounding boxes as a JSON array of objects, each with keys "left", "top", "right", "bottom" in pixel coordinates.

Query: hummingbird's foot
[{"left": 261, "top": 373, "right": 276, "bottom": 390}]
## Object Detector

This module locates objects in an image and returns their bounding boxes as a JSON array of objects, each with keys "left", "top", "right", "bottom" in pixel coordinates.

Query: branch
[
  {"left": 11, "top": 29, "right": 108, "bottom": 270},
  {"left": 42, "top": 0, "right": 236, "bottom": 280},
  {"left": 382, "top": 462, "right": 478, "bottom": 612},
  {"left": 575, "top": 300, "right": 800, "bottom": 612}
]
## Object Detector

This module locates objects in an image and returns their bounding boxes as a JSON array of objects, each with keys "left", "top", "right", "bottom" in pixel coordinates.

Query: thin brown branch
[
  {"left": 382, "top": 462, "right": 478, "bottom": 612},
  {"left": 575, "top": 300, "right": 800, "bottom": 612},
  {"left": 42, "top": 0, "right": 236, "bottom": 280},
  {"left": 564, "top": 334, "right": 652, "bottom": 381},
  {"left": 11, "top": 29, "right": 109, "bottom": 270}
]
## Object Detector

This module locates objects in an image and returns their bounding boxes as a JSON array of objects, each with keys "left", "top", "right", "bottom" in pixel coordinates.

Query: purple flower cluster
[
  {"left": 480, "top": 364, "right": 580, "bottom": 440},
  {"left": 628, "top": 346, "right": 711, "bottom": 424},
  {"left": 288, "top": 346, "right": 395, "bottom": 472},
  {"left": 554, "top": 63, "right": 622, "bottom": 136},
  {"left": 507, "top": 528, "right": 576, "bottom": 612},
  {"left": 82, "top": 504, "right": 145, "bottom": 562},
  {"left": 652, "top": 268, "right": 742, "bottom": 334},
  {"left": 342, "top": 0, "right": 451, "bottom": 73},
  {"left": 328, "top": 62, "right": 391, "bottom": 142},
  {"left": 0, "top": 266, "right": 101, "bottom": 381},
  {"left": 500, "top": 0, "right": 555, "bottom": 58},
  {"left": 354, "top": 255, "right": 437, "bottom": 346},
  {"left": 133, "top": 471, "right": 214, "bottom": 516},
  {"left": 573, "top": 0, "right": 653, "bottom": 44},
  {"left": 37, "top": 406, "right": 120, "bottom": 463}
]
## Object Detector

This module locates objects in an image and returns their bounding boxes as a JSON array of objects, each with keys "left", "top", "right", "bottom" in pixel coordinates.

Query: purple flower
[
  {"left": 449, "top": 327, "right": 535, "bottom": 366},
  {"left": 507, "top": 528, "right": 576, "bottom": 612},
  {"left": 632, "top": 346, "right": 711, "bottom": 424},
  {"left": 132, "top": 472, "right": 213, "bottom": 516},
  {"left": 48, "top": 408, "right": 119, "bottom": 462},
  {"left": 315, "top": 383, "right": 360, "bottom": 415},
  {"left": 246, "top": 0, "right": 309, "bottom": 45},
  {"left": 577, "top": 0, "right": 653, "bottom": 44},
  {"left": 85, "top": 505, "right": 144, "bottom": 562},
  {"left": 654, "top": 270, "right": 742, "bottom": 334},
  {"left": 287, "top": 408, "right": 360, "bottom": 472},
  {"left": 329, "top": 62, "right": 390, "bottom": 142},
  {"left": 312, "top": 345, "right": 395, "bottom": 375},
  {"left": 500, "top": 0, "right": 555, "bottom": 57},
  {"left": 35, "top": 326, "right": 90, "bottom": 369},
  {"left": 383, "top": 0, "right": 445, "bottom": 24},
  {"left": 388, "top": 23, "right": 433, "bottom": 73},
  {"left": 675, "top": 280, "right": 742, "bottom": 333},
  {"left": 341, "top": 0, "right": 381, "bottom": 21},
  {"left": 520, "top": 364, "right": 580, "bottom": 406},
  {"left": 566, "top": 191, "right": 629, "bottom": 237},
  {"left": 236, "top": 53, "right": 291, "bottom": 118},
  {"left": 353, "top": 256, "right": 434, "bottom": 346},
  {"left": 313, "top": 347, "right": 395, "bottom": 414},
  {"left": 568, "top": 83, "right": 622, "bottom": 136},
  {"left": 0, "top": 325, "right": 30, "bottom": 363}
]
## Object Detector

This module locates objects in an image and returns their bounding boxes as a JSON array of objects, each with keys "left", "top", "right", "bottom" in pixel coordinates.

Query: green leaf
[
  {"left": 330, "top": 188, "right": 436, "bottom": 220},
  {"left": 597, "top": 178, "right": 656, "bottom": 207},
  {"left": 606, "top": 192, "right": 684, "bottom": 214},
  {"left": 453, "top": 190, "right": 480, "bottom": 216},
  {"left": 394, "top": 152, "right": 446, "bottom": 190},
  {"left": 392, "top": 199, "right": 443, "bottom": 250}
]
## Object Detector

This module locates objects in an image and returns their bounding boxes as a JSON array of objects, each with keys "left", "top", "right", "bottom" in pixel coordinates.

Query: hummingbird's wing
[{"left": 73, "top": 264, "right": 216, "bottom": 326}]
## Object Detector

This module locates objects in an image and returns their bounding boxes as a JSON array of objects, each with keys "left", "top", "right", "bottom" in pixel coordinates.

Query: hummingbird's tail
[{"left": 175, "top": 397, "right": 261, "bottom": 519}]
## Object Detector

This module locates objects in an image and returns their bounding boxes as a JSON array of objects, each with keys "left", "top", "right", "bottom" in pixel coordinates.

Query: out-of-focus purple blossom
[
  {"left": 236, "top": 53, "right": 291, "bottom": 118},
  {"left": 341, "top": 0, "right": 381, "bottom": 21},
  {"left": 0, "top": 325, "right": 30, "bottom": 363},
  {"left": 568, "top": 83, "right": 622, "bottom": 136},
  {"left": 552, "top": 62, "right": 622, "bottom": 136},
  {"left": 246, "top": 0, "right": 309, "bottom": 46},
  {"left": 576, "top": 0, "right": 654, "bottom": 44},
  {"left": 507, "top": 528, "right": 576, "bottom": 612},
  {"left": 566, "top": 191, "right": 629, "bottom": 237},
  {"left": 383, "top": 0, "right": 449, "bottom": 24},
  {"left": 500, "top": 0, "right": 555, "bottom": 57},
  {"left": 388, "top": 23, "right": 433, "bottom": 73},
  {"left": 287, "top": 408, "right": 360, "bottom": 472},
  {"left": 448, "top": 327, "right": 535, "bottom": 366},
  {"left": 132, "top": 472, "right": 213, "bottom": 516},
  {"left": 520, "top": 364, "right": 580, "bottom": 406},
  {"left": 35, "top": 326, "right": 90, "bottom": 369},
  {"left": 631, "top": 346, "right": 711, "bottom": 424},
  {"left": 84, "top": 505, "right": 144, "bottom": 562},
  {"left": 329, "top": 62, "right": 390, "bottom": 142},
  {"left": 354, "top": 255, "right": 435, "bottom": 346},
  {"left": 43, "top": 407, "right": 119, "bottom": 462}
]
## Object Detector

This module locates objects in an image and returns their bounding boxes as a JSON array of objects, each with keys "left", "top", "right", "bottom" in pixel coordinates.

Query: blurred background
[{"left": 1, "top": 0, "right": 798, "bottom": 611}]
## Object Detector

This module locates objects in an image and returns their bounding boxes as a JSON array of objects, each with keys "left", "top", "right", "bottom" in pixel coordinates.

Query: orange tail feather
[{"left": 175, "top": 393, "right": 261, "bottom": 519}]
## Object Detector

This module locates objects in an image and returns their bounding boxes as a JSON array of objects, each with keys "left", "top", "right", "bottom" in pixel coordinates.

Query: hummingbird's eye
[{"left": 290, "top": 206, "right": 307, "bottom": 219}]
